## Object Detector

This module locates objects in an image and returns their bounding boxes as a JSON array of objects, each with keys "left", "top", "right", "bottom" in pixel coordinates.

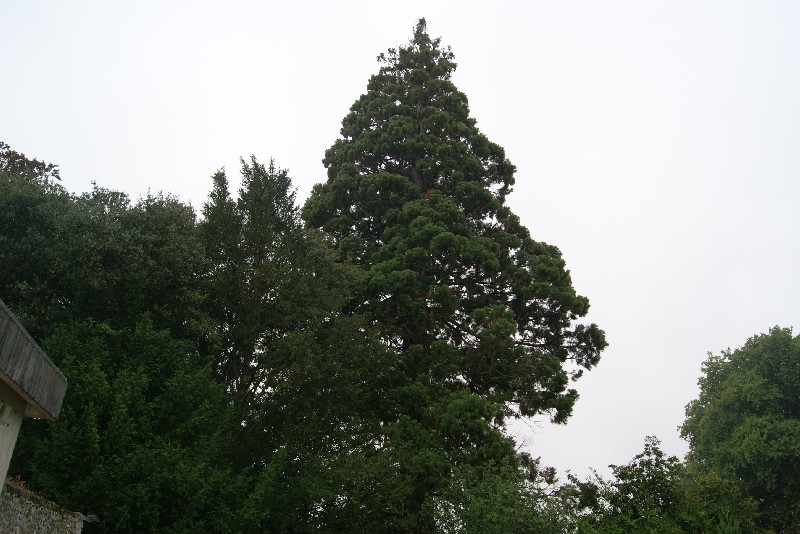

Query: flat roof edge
[{"left": 0, "top": 299, "right": 67, "bottom": 420}]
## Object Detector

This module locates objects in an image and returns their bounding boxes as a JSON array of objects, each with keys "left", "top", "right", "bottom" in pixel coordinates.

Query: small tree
[
  {"left": 563, "top": 437, "right": 757, "bottom": 534},
  {"left": 200, "top": 157, "right": 307, "bottom": 398}
]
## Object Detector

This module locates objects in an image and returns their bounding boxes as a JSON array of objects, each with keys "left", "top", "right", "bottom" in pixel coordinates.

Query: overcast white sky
[{"left": 3, "top": 1, "right": 799, "bottom": 479}]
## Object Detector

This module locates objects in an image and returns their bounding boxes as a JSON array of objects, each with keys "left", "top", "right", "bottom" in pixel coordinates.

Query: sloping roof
[{"left": 0, "top": 300, "right": 67, "bottom": 420}]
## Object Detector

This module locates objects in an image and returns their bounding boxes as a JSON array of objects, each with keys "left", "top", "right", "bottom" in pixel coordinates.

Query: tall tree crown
[
  {"left": 305, "top": 19, "right": 605, "bottom": 427},
  {"left": 303, "top": 23, "right": 607, "bottom": 525},
  {"left": 321, "top": 19, "right": 515, "bottom": 216}
]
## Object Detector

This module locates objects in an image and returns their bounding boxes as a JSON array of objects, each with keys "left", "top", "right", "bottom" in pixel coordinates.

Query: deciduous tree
[
  {"left": 681, "top": 327, "right": 800, "bottom": 532},
  {"left": 3, "top": 142, "right": 244, "bottom": 532}
]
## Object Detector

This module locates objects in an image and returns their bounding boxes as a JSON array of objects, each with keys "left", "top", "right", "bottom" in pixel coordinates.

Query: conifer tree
[{"left": 304, "top": 19, "right": 606, "bottom": 527}]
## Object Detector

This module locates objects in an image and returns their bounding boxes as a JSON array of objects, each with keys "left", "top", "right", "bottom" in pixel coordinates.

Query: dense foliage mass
[
  {"left": 302, "top": 18, "right": 606, "bottom": 530},
  {"left": 1, "top": 142, "right": 244, "bottom": 532},
  {"left": 682, "top": 327, "right": 800, "bottom": 533},
  {"left": 556, "top": 437, "right": 758, "bottom": 533},
  {"left": 2, "top": 20, "right": 795, "bottom": 534}
]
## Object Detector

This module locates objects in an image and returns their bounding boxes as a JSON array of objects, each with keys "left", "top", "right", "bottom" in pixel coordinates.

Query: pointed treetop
[
  {"left": 377, "top": 18, "right": 456, "bottom": 82},
  {"left": 316, "top": 18, "right": 514, "bottom": 212}
]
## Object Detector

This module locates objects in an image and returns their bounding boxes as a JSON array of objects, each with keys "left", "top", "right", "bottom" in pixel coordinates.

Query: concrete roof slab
[{"left": 0, "top": 300, "right": 67, "bottom": 420}]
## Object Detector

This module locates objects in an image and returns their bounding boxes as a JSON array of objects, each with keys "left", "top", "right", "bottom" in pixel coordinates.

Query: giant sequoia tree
[{"left": 304, "top": 19, "right": 606, "bottom": 527}]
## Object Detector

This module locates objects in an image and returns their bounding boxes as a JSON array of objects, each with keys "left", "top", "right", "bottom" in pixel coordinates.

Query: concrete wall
[{"left": 0, "top": 381, "right": 25, "bottom": 486}]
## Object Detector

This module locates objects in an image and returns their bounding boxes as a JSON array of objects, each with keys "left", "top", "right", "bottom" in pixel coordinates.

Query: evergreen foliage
[{"left": 303, "top": 19, "right": 606, "bottom": 527}]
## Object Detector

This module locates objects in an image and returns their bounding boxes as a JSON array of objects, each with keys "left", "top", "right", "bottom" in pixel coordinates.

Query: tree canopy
[
  {"left": 681, "top": 327, "right": 800, "bottom": 532},
  {"left": 3, "top": 17, "right": 796, "bottom": 533},
  {"left": 560, "top": 437, "right": 758, "bottom": 534},
  {"left": 12, "top": 19, "right": 795, "bottom": 532}
]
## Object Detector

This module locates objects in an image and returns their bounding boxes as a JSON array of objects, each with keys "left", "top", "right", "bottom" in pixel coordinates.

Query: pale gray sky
[{"left": 3, "top": 1, "right": 799, "bottom": 478}]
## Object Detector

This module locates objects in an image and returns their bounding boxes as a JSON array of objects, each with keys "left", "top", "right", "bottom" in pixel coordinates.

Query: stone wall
[{"left": 0, "top": 479, "right": 83, "bottom": 533}]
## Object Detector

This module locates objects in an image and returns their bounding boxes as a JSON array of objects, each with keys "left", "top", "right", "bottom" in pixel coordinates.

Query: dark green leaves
[
  {"left": 2, "top": 18, "right": 608, "bottom": 530},
  {"left": 681, "top": 327, "right": 800, "bottom": 532},
  {"left": 303, "top": 18, "right": 606, "bottom": 526}
]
